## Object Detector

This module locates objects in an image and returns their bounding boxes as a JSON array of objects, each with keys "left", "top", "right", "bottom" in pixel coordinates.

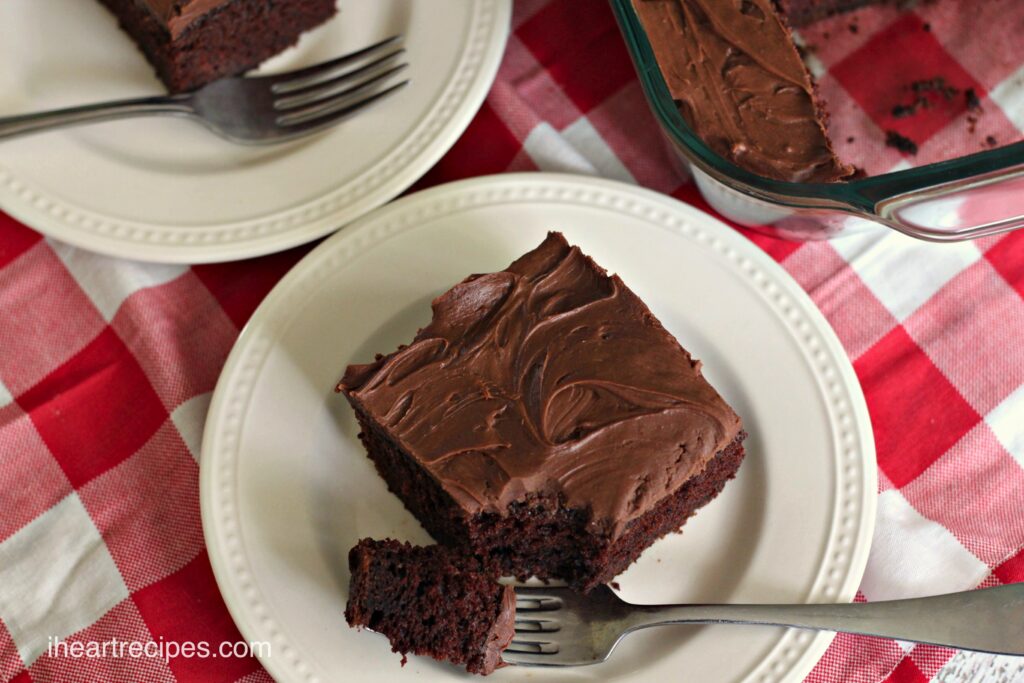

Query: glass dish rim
[{"left": 610, "top": 0, "right": 1024, "bottom": 239}]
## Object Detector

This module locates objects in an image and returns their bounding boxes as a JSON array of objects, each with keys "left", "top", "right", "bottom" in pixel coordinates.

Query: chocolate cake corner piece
[
  {"left": 339, "top": 232, "right": 747, "bottom": 592},
  {"left": 345, "top": 539, "right": 515, "bottom": 675},
  {"left": 97, "top": 0, "right": 338, "bottom": 93}
]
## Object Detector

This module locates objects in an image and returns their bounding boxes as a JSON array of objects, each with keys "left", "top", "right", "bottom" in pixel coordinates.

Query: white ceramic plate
[
  {"left": 0, "top": 0, "right": 509, "bottom": 263},
  {"left": 201, "top": 173, "right": 877, "bottom": 683}
]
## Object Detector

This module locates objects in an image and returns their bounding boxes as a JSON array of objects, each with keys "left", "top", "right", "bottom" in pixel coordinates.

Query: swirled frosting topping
[
  {"left": 633, "top": 0, "right": 854, "bottom": 183},
  {"left": 340, "top": 233, "right": 742, "bottom": 535}
]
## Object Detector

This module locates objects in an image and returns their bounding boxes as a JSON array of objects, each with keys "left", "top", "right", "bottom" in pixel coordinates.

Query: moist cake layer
[
  {"left": 340, "top": 232, "right": 743, "bottom": 540},
  {"left": 100, "top": 0, "right": 337, "bottom": 92},
  {"left": 350, "top": 406, "right": 746, "bottom": 591},
  {"left": 346, "top": 539, "right": 515, "bottom": 675}
]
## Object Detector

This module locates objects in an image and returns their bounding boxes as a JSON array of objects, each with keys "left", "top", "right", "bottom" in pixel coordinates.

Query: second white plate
[
  {"left": 201, "top": 173, "right": 877, "bottom": 683},
  {"left": 0, "top": 0, "right": 510, "bottom": 262}
]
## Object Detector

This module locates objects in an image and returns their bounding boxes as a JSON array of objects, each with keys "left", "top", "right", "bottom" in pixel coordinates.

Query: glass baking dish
[{"left": 610, "top": 0, "right": 1024, "bottom": 242}]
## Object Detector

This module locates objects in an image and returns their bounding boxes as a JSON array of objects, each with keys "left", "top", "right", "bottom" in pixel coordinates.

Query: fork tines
[
  {"left": 504, "top": 584, "right": 616, "bottom": 667},
  {"left": 267, "top": 35, "right": 409, "bottom": 134},
  {"left": 506, "top": 587, "right": 565, "bottom": 662},
  {"left": 514, "top": 588, "right": 564, "bottom": 612}
]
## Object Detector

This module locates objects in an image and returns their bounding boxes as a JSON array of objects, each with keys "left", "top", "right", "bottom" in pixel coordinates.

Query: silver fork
[
  {"left": 0, "top": 35, "right": 408, "bottom": 144},
  {"left": 507, "top": 584, "right": 1024, "bottom": 666}
]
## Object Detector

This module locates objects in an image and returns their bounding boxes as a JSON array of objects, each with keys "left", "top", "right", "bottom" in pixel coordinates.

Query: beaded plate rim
[
  {"left": 201, "top": 172, "right": 877, "bottom": 683},
  {"left": 0, "top": 0, "right": 511, "bottom": 263}
]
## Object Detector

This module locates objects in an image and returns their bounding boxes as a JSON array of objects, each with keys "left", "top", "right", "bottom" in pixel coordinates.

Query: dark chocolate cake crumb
[
  {"left": 892, "top": 77, "right": 976, "bottom": 122},
  {"left": 891, "top": 102, "right": 919, "bottom": 118},
  {"left": 886, "top": 130, "right": 918, "bottom": 155},
  {"left": 911, "top": 77, "right": 959, "bottom": 101},
  {"left": 965, "top": 88, "right": 982, "bottom": 111}
]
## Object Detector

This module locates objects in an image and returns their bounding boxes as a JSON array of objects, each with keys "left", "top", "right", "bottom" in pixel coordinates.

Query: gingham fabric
[{"left": 1, "top": 1, "right": 1023, "bottom": 682}]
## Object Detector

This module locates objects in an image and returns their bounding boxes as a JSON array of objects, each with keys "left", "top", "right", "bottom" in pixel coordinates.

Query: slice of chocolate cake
[
  {"left": 98, "top": 0, "right": 337, "bottom": 92},
  {"left": 338, "top": 232, "right": 746, "bottom": 592},
  {"left": 346, "top": 539, "right": 515, "bottom": 675},
  {"left": 632, "top": 0, "right": 854, "bottom": 183},
  {"left": 631, "top": 0, "right": 973, "bottom": 182}
]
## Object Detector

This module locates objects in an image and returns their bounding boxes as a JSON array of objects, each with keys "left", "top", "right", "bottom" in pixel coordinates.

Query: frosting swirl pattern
[
  {"left": 340, "top": 233, "right": 743, "bottom": 536},
  {"left": 633, "top": 0, "right": 854, "bottom": 182}
]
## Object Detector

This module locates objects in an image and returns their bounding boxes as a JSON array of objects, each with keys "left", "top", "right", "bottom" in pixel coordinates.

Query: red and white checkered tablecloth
[{"left": 2, "top": 1, "right": 1024, "bottom": 682}]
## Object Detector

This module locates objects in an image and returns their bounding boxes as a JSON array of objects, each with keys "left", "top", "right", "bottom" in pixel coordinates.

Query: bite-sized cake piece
[
  {"left": 339, "top": 232, "right": 746, "bottom": 592},
  {"left": 98, "top": 0, "right": 337, "bottom": 92},
  {"left": 345, "top": 539, "right": 515, "bottom": 675},
  {"left": 632, "top": 0, "right": 854, "bottom": 183}
]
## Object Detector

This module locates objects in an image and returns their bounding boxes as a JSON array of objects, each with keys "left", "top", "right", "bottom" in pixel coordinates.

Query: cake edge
[
  {"left": 345, "top": 538, "right": 516, "bottom": 675},
  {"left": 346, "top": 398, "right": 747, "bottom": 591},
  {"left": 97, "top": 0, "right": 337, "bottom": 92}
]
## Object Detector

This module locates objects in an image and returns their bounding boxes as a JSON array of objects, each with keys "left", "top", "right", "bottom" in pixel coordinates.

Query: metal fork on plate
[
  {"left": 505, "top": 583, "right": 1024, "bottom": 667},
  {"left": 0, "top": 35, "right": 408, "bottom": 144}
]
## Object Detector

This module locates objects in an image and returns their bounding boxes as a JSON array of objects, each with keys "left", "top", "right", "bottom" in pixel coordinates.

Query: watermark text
[{"left": 47, "top": 636, "right": 270, "bottom": 664}]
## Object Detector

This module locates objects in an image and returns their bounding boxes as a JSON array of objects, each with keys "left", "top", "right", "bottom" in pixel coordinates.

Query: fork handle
[
  {"left": 626, "top": 584, "right": 1024, "bottom": 656},
  {"left": 0, "top": 94, "right": 194, "bottom": 140}
]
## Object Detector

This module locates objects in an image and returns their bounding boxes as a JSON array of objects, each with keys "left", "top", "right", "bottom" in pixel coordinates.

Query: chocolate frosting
[
  {"left": 480, "top": 585, "right": 515, "bottom": 673},
  {"left": 339, "top": 233, "right": 742, "bottom": 538},
  {"left": 633, "top": 0, "right": 854, "bottom": 183},
  {"left": 135, "top": 0, "right": 232, "bottom": 38}
]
